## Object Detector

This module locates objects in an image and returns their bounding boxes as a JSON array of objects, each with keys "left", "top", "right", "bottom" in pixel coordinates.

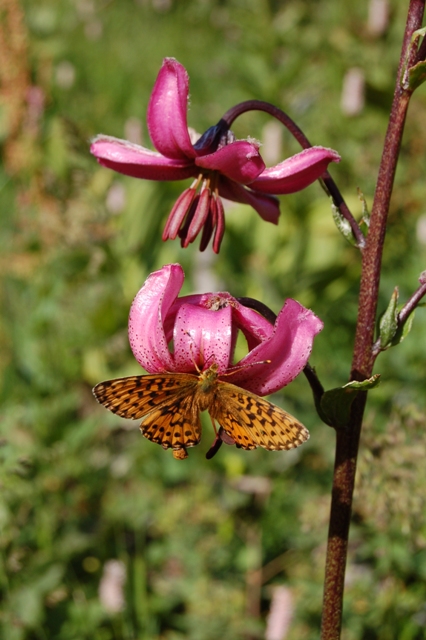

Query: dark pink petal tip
[
  {"left": 147, "top": 58, "right": 196, "bottom": 161},
  {"left": 90, "top": 135, "right": 195, "bottom": 181},
  {"left": 250, "top": 146, "right": 341, "bottom": 195}
]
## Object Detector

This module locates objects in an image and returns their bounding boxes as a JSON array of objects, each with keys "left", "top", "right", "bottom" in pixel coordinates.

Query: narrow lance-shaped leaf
[
  {"left": 331, "top": 201, "right": 358, "bottom": 246},
  {"left": 378, "top": 286, "right": 419, "bottom": 351},
  {"left": 379, "top": 287, "right": 399, "bottom": 349},
  {"left": 390, "top": 309, "right": 416, "bottom": 347},
  {"left": 357, "top": 188, "right": 370, "bottom": 236}
]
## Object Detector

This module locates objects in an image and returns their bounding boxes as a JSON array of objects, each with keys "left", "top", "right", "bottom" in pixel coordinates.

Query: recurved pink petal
[
  {"left": 229, "top": 299, "right": 323, "bottom": 395},
  {"left": 128, "top": 264, "right": 184, "bottom": 372},
  {"left": 90, "top": 135, "right": 195, "bottom": 181},
  {"left": 195, "top": 140, "right": 265, "bottom": 185},
  {"left": 230, "top": 304, "right": 275, "bottom": 352},
  {"left": 249, "top": 146, "right": 340, "bottom": 195},
  {"left": 219, "top": 179, "right": 280, "bottom": 224},
  {"left": 147, "top": 58, "right": 197, "bottom": 161},
  {"left": 173, "top": 304, "right": 234, "bottom": 372}
]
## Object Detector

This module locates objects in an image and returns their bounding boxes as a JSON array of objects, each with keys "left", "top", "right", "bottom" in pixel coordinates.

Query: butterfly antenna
[
  {"left": 184, "top": 331, "right": 203, "bottom": 372},
  {"left": 220, "top": 359, "right": 272, "bottom": 378}
]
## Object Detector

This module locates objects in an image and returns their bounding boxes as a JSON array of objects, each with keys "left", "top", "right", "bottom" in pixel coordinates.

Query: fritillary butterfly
[{"left": 93, "top": 363, "right": 309, "bottom": 459}]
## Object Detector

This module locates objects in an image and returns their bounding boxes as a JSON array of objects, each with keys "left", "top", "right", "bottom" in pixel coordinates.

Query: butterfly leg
[{"left": 205, "top": 413, "right": 237, "bottom": 459}]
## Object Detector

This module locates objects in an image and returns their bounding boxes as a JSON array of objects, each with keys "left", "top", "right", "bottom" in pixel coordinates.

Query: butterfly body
[{"left": 93, "top": 363, "right": 309, "bottom": 458}]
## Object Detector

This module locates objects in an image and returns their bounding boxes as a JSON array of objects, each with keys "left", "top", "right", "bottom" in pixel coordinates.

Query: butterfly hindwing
[
  {"left": 93, "top": 373, "right": 198, "bottom": 420},
  {"left": 211, "top": 382, "right": 310, "bottom": 451},
  {"left": 139, "top": 392, "right": 201, "bottom": 449}
]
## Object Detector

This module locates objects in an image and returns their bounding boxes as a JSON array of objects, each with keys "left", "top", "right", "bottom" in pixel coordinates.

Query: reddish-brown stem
[
  {"left": 320, "top": 2, "right": 425, "bottom": 639},
  {"left": 222, "top": 101, "right": 365, "bottom": 248},
  {"left": 398, "top": 278, "right": 426, "bottom": 324}
]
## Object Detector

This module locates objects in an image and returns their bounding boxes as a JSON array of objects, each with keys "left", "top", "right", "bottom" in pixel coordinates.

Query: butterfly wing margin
[
  {"left": 93, "top": 373, "right": 198, "bottom": 420},
  {"left": 211, "top": 383, "right": 309, "bottom": 451}
]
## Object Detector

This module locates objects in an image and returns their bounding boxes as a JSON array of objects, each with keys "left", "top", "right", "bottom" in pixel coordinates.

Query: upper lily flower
[
  {"left": 129, "top": 264, "right": 323, "bottom": 397},
  {"left": 91, "top": 58, "right": 340, "bottom": 253}
]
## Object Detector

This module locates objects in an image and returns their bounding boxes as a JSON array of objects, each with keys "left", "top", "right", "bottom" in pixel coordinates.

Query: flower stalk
[{"left": 223, "top": 100, "right": 365, "bottom": 249}]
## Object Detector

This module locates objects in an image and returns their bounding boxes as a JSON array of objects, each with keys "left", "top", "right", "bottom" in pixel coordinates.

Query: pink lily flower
[
  {"left": 129, "top": 264, "right": 323, "bottom": 397},
  {"left": 91, "top": 58, "right": 340, "bottom": 253}
]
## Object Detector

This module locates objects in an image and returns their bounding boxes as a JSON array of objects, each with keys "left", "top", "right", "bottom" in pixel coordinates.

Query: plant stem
[{"left": 320, "top": 2, "right": 425, "bottom": 638}]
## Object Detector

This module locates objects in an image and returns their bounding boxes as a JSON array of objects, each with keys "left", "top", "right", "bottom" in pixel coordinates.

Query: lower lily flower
[
  {"left": 93, "top": 264, "right": 323, "bottom": 459},
  {"left": 91, "top": 57, "right": 340, "bottom": 253}
]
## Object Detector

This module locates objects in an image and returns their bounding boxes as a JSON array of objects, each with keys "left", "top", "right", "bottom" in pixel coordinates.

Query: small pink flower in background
[
  {"left": 99, "top": 560, "right": 126, "bottom": 614},
  {"left": 128, "top": 263, "right": 323, "bottom": 396},
  {"left": 265, "top": 586, "right": 294, "bottom": 640},
  {"left": 91, "top": 58, "right": 340, "bottom": 253}
]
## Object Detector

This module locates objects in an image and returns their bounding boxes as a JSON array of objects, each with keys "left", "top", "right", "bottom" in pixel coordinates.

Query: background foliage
[{"left": 1, "top": 0, "right": 426, "bottom": 638}]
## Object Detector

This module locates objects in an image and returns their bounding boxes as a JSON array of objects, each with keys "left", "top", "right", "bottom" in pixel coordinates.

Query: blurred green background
[{"left": 1, "top": 1, "right": 426, "bottom": 639}]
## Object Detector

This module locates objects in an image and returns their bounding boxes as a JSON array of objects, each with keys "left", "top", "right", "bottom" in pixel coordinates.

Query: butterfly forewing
[
  {"left": 93, "top": 372, "right": 203, "bottom": 452},
  {"left": 93, "top": 373, "right": 199, "bottom": 419},
  {"left": 211, "top": 382, "right": 309, "bottom": 451}
]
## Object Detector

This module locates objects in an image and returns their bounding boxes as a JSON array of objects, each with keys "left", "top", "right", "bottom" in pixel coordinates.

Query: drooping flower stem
[
  {"left": 320, "top": 1, "right": 425, "bottom": 638},
  {"left": 222, "top": 101, "right": 365, "bottom": 248},
  {"left": 223, "top": 101, "right": 311, "bottom": 149}
]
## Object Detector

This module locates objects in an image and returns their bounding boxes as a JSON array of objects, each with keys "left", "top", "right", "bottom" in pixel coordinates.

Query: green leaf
[
  {"left": 379, "top": 287, "right": 399, "bottom": 349},
  {"left": 316, "top": 375, "right": 381, "bottom": 429},
  {"left": 342, "top": 375, "right": 381, "bottom": 390},
  {"left": 391, "top": 309, "right": 415, "bottom": 347},
  {"left": 378, "top": 288, "right": 419, "bottom": 351},
  {"left": 331, "top": 202, "right": 358, "bottom": 246},
  {"left": 402, "top": 27, "right": 426, "bottom": 91},
  {"left": 406, "top": 60, "right": 426, "bottom": 91},
  {"left": 357, "top": 188, "right": 370, "bottom": 235}
]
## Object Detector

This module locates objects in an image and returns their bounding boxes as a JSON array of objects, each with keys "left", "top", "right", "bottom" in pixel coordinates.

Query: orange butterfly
[{"left": 93, "top": 363, "right": 309, "bottom": 459}]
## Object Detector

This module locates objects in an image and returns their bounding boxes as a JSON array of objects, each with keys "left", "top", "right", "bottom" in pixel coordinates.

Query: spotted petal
[
  {"left": 128, "top": 264, "right": 183, "bottom": 372},
  {"left": 229, "top": 299, "right": 323, "bottom": 395}
]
